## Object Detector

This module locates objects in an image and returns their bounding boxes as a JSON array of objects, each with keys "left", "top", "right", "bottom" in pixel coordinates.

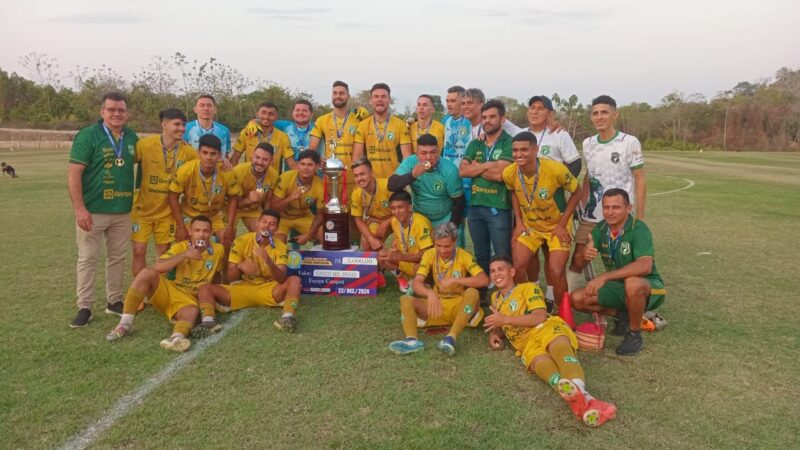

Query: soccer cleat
[
  {"left": 397, "top": 277, "right": 409, "bottom": 293},
  {"left": 215, "top": 303, "right": 232, "bottom": 313},
  {"left": 612, "top": 310, "right": 629, "bottom": 336},
  {"left": 583, "top": 399, "right": 617, "bottom": 427},
  {"left": 105, "top": 301, "right": 123, "bottom": 316},
  {"left": 435, "top": 336, "right": 457, "bottom": 357},
  {"left": 616, "top": 331, "right": 644, "bottom": 356},
  {"left": 70, "top": 308, "right": 93, "bottom": 328},
  {"left": 273, "top": 315, "right": 298, "bottom": 333},
  {"left": 191, "top": 319, "right": 222, "bottom": 338},
  {"left": 556, "top": 379, "right": 589, "bottom": 419},
  {"left": 389, "top": 338, "right": 425, "bottom": 355},
  {"left": 377, "top": 272, "right": 387, "bottom": 289},
  {"left": 106, "top": 324, "right": 130, "bottom": 342},
  {"left": 159, "top": 334, "right": 191, "bottom": 352}
]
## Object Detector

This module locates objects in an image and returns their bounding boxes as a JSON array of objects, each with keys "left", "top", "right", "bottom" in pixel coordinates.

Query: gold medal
[
  {"left": 423, "top": 161, "right": 432, "bottom": 170},
  {"left": 256, "top": 187, "right": 264, "bottom": 194},
  {"left": 115, "top": 158, "right": 125, "bottom": 167}
]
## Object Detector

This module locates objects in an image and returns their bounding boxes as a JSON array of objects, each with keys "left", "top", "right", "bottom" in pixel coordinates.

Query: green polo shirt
[
  {"left": 69, "top": 120, "right": 138, "bottom": 214},
  {"left": 591, "top": 215, "right": 663, "bottom": 285},
  {"left": 463, "top": 131, "right": 513, "bottom": 209}
]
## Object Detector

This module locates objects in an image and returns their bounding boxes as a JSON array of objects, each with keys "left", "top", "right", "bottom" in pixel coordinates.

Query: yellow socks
[
  {"left": 282, "top": 297, "right": 300, "bottom": 315},
  {"left": 122, "top": 288, "right": 146, "bottom": 315},
  {"left": 173, "top": 320, "right": 192, "bottom": 338},
  {"left": 549, "top": 339, "right": 585, "bottom": 381},
  {"left": 400, "top": 295, "right": 418, "bottom": 338},
  {"left": 199, "top": 302, "right": 216, "bottom": 319},
  {"left": 533, "top": 357, "right": 561, "bottom": 387}
]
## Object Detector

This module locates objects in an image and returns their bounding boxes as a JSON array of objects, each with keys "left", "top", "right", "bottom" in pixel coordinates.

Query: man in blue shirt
[
  {"left": 184, "top": 94, "right": 231, "bottom": 164},
  {"left": 388, "top": 134, "right": 465, "bottom": 228},
  {"left": 442, "top": 86, "right": 473, "bottom": 247},
  {"left": 274, "top": 99, "right": 315, "bottom": 172}
]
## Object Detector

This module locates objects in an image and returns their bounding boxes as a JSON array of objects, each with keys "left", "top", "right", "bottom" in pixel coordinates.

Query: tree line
[{"left": 1, "top": 52, "right": 798, "bottom": 151}]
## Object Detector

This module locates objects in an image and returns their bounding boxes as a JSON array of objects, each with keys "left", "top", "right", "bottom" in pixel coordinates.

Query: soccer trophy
[{"left": 322, "top": 139, "right": 350, "bottom": 250}]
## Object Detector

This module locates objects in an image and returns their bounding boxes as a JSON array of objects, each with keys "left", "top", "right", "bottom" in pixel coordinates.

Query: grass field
[{"left": 1, "top": 149, "right": 799, "bottom": 449}]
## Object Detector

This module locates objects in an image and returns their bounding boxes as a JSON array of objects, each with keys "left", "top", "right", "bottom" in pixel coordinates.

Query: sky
[{"left": 1, "top": 0, "right": 797, "bottom": 112}]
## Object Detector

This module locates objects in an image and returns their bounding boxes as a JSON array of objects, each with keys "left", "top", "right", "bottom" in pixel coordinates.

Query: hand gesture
[
  {"left": 185, "top": 244, "right": 203, "bottom": 260},
  {"left": 295, "top": 233, "right": 311, "bottom": 246},
  {"left": 584, "top": 235, "right": 599, "bottom": 261},
  {"left": 288, "top": 189, "right": 302, "bottom": 202},
  {"left": 483, "top": 306, "right": 507, "bottom": 332},
  {"left": 367, "top": 235, "right": 383, "bottom": 250},
  {"left": 585, "top": 275, "right": 606, "bottom": 297},
  {"left": 247, "top": 190, "right": 263, "bottom": 203},
  {"left": 438, "top": 276, "right": 460, "bottom": 291},
  {"left": 412, "top": 161, "right": 427, "bottom": 178}
]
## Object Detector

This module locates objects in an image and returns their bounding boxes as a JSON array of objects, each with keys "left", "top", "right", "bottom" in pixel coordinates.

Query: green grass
[{"left": 1, "top": 149, "right": 799, "bottom": 449}]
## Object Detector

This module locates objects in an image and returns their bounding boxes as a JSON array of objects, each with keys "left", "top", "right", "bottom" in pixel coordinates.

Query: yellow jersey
[
  {"left": 228, "top": 232, "right": 289, "bottom": 284},
  {"left": 310, "top": 106, "right": 370, "bottom": 166},
  {"left": 417, "top": 247, "right": 484, "bottom": 298},
  {"left": 354, "top": 115, "right": 412, "bottom": 178},
  {"left": 390, "top": 212, "right": 433, "bottom": 255},
  {"left": 273, "top": 170, "right": 325, "bottom": 218},
  {"left": 230, "top": 162, "right": 279, "bottom": 215},
  {"left": 502, "top": 159, "right": 578, "bottom": 232},
  {"left": 160, "top": 240, "right": 224, "bottom": 296},
  {"left": 490, "top": 283, "right": 547, "bottom": 352},
  {"left": 232, "top": 120, "right": 294, "bottom": 171},
  {"left": 133, "top": 135, "right": 197, "bottom": 220},
  {"left": 169, "top": 160, "right": 242, "bottom": 218},
  {"left": 409, "top": 119, "right": 445, "bottom": 152},
  {"left": 350, "top": 178, "right": 392, "bottom": 220}
]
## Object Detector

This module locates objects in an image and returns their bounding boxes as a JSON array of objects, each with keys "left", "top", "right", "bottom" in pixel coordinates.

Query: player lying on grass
[
  {"left": 485, "top": 255, "right": 616, "bottom": 427},
  {"left": 377, "top": 190, "right": 433, "bottom": 293},
  {"left": 570, "top": 189, "right": 666, "bottom": 356},
  {"left": 106, "top": 216, "right": 223, "bottom": 352},
  {"left": 196, "top": 209, "right": 303, "bottom": 333},
  {"left": 389, "top": 222, "right": 488, "bottom": 356}
]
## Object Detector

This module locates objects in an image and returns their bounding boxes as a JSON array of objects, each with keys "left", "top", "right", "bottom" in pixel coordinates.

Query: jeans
[{"left": 467, "top": 206, "right": 511, "bottom": 276}]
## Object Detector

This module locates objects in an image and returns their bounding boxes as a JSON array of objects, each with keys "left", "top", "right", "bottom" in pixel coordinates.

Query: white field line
[
  {"left": 648, "top": 177, "right": 695, "bottom": 197},
  {"left": 58, "top": 311, "right": 249, "bottom": 450}
]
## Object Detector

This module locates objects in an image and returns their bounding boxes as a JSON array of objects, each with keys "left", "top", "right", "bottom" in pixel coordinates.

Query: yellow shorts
[
  {"left": 131, "top": 217, "right": 176, "bottom": 245},
  {"left": 517, "top": 223, "right": 573, "bottom": 253},
  {"left": 418, "top": 292, "right": 484, "bottom": 328},
  {"left": 574, "top": 219, "right": 597, "bottom": 245},
  {"left": 278, "top": 214, "right": 313, "bottom": 236},
  {"left": 236, "top": 207, "right": 262, "bottom": 221},
  {"left": 520, "top": 316, "right": 579, "bottom": 369},
  {"left": 222, "top": 281, "right": 280, "bottom": 310},
  {"left": 183, "top": 214, "right": 226, "bottom": 233},
  {"left": 149, "top": 278, "right": 198, "bottom": 320}
]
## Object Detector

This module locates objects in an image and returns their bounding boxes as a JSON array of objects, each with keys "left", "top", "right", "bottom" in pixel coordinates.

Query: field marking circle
[{"left": 648, "top": 176, "right": 695, "bottom": 197}]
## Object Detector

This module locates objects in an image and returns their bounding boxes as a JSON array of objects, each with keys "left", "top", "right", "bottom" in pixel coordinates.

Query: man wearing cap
[
  {"left": 524, "top": 95, "right": 582, "bottom": 289},
  {"left": 68, "top": 92, "right": 139, "bottom": 327}
]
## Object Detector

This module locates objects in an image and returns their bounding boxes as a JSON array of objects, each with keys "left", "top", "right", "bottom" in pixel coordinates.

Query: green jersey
[
  {"left": 69, "top": 121, "right": 138, "bottom": 214},
  {"left": 463, "top": 131, "right": 513, "bottom": 209},
  {"left": 591, "top": 215, "right": 663, "bottom": 284}
]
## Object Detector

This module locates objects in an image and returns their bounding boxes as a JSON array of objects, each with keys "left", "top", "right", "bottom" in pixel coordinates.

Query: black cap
[{"left": 527, "top": 95, "right": 554, "bottom": 111}]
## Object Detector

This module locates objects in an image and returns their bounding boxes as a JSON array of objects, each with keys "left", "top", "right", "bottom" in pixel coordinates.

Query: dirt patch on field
[{"left": 647, "top": 154, "right": 800, "bottom": 187}]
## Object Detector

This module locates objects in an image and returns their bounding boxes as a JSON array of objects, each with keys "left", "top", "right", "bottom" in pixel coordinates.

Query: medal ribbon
[
  {"left": 333, "top": 110, "right": 351, "bottom": 139},
  {"left": 373, "top": 115, "right": 391, "bottom": 144},
  {"left": 361, "top": 183, "right": 377, "bottom": 220},
  {"left": 517, "top": 163, "right": 540, "bottom": 205},
  {"left": 399, "top": 214, "right": 413, "bottom": 253},
  {"left": 293, "top": 124, "right": 310, "bottom": 150},
  {"left": 251, "top": 165, "right": 267, "bottom": 191},
  {"left": 102, "top": 124, "right": 125, "bottom": 163},
  {"left": 436, "top": 250, "right": 457, "bottom": 283},
  {"left": 198, "top": 168, "right": 218, "bottom": 207},
  {"left": 606, "top": 217, "right": 628, "bottom": 261},
  {"left": 160, "top": 136, "right": 179, "bottom": 174}
]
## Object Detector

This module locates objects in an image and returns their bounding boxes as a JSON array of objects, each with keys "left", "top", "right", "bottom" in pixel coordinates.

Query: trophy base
[{"left": 322, "top": 210, "right": 351, "bottom": 251}]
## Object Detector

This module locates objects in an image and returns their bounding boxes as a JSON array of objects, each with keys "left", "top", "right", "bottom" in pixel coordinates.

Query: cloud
[
  {"left": 247, "top": 7, "right": 333, "bottom": 21},
  {"left": 49, "top": 12, "right": 148, "bottom": 24},
  {"left": 463, "top": 7, "right": 608, "bottom": 25},
  {"left": 336, "top": 21, "right": 378, "bottom": 29}
]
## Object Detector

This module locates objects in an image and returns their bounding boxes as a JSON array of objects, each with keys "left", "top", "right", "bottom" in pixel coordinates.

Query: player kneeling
[
  {"left": 106, "top": 216, "right": 223, "bottom": 352},
  {"left": 197, "top": 209, "right": 302, "bottom": 333},
  {"left": 485, "top": 256, "right": 616, "bottom": 427},
  {"left": 389, "top": 222, "right": 488, "bottom": 356}
]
